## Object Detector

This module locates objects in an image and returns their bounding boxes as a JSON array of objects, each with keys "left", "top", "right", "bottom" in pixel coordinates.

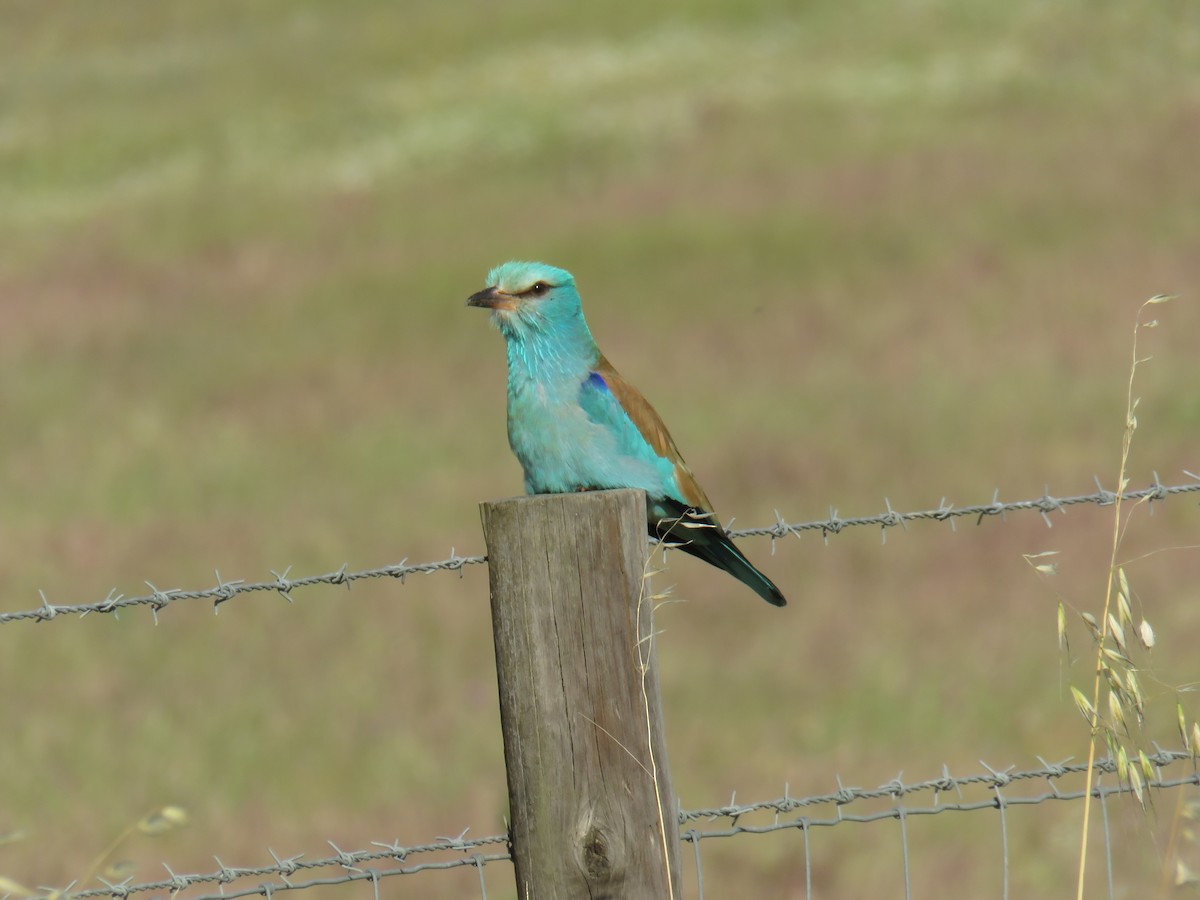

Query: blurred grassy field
[{"left": 2, "top": 1, "right": 1199, "bottom": 897}]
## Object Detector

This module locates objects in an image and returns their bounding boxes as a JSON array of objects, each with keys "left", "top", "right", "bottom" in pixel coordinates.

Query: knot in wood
[{"left": 581, "top": 824, "right": 614, "bottom": 882}]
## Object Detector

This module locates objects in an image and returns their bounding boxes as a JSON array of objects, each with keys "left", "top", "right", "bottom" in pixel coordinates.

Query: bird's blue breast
[{"left": 505, "top": 351, "right": 679, "bottom": 500}]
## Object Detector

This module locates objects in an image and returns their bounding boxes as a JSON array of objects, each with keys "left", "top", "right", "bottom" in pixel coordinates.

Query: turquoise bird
[{"left": 467, "top": 261, "right": 786, "bottom": 607}]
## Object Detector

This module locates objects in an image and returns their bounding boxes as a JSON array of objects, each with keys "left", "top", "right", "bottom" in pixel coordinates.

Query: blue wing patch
[{"left": 585, "top": 371, "right": 608, "bottom": 394}]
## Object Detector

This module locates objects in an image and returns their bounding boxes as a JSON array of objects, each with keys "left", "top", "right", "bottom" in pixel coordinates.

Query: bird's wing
[{"left": 583, "top": 355, "right": 714, "bottom": 511}]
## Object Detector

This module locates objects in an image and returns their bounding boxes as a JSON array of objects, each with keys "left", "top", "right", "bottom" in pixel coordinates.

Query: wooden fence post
[{"left": 480, "top": 489, "right": 680, "bottom": 900}]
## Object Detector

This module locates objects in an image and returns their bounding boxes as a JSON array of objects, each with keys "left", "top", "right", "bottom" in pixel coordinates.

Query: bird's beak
[{"left": 466, "top": 287, "right": 518, "bottom": 312}]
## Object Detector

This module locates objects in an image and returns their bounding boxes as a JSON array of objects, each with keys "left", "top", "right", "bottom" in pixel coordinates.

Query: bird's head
[{"left": 466, "top": 261, "right": 586, "bottom": 342}]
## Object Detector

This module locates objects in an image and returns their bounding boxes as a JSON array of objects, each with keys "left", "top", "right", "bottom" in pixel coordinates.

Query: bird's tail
[{"left": 652, "top": 499, "right": 787, "bottom": 607}]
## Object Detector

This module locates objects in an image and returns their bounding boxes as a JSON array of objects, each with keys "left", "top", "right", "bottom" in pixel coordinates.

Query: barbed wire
[
  {"left": 34, "top": 750, "right": 1199, "bottom": 900},
  {"left": 0, "top": 553, "right": 486, "bottom": 625},
  {"left": 3, "top": 475, "right": 1197, "bottom": 626},
  {"left": 730, "top": 471, "right": 1200, "bottom": 543},
  {"left": 60, "top": 832, "right": 511, "bottom": 900},
  {"left": 678, "top": 747, "right": 1200, "bottom": 900},
  {"left": 678, "top": 747, "right": 1198, "bottom": 837}
]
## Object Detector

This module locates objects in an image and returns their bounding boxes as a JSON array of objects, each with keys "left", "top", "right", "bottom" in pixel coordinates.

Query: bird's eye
[{"left": 529, "top": 282, "right": 549, "bottom": 296}]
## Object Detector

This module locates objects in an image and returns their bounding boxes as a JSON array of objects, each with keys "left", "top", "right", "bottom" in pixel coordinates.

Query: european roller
[{"left": 467, "top": 261, "right": 786, "bottom": 607}]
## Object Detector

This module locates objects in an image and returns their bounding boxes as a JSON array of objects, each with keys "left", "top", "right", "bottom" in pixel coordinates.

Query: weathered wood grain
[{"left": 480, "top": 489, "right": 680, "bottom": 900}]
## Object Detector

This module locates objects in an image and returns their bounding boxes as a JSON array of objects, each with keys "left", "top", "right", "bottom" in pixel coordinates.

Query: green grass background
[{"left": 2, "top": 1, "right": 1199, "bottom": 896}]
